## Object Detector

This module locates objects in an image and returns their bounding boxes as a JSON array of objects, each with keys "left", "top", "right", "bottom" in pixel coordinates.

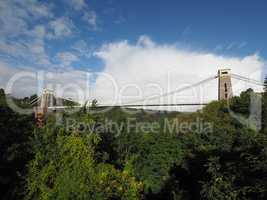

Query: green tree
[
  {"left": 0, "top": 89, "right": 34, "bottom": 199},
  {"left": 262, "top": 76, "right": 267, "bottom": 133},
  {"left": 26, "top": 115, "right": 142, "bottom": 200}
]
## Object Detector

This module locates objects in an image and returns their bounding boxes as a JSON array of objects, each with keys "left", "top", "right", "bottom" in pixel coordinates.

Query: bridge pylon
[
  {"left": 218, "top": 69, "right": 233, "bottom": 101},
  {"left": 34, "top": 89, "right": 54, "bottom": 127}
]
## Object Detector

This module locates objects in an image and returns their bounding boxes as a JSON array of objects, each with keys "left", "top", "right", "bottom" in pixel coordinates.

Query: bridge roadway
[{"left": 47, "top": 103, "right": 208, "bottom": 110}]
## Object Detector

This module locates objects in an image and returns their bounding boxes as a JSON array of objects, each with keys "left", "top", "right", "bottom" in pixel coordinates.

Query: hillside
[{"left": 1, "top": 88, "right": 267, "bottom": 199}]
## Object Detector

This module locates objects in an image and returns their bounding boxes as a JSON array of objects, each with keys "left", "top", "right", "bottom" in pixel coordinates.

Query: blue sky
[
  {"left": 92, "top": 0, "right": 267, "bottom": 58},
  {"left": 1, "top": 0, "right": 267, "bottom": 71},
  {"left": 0, "top": 0, "right": 266, "bottom": 100}
]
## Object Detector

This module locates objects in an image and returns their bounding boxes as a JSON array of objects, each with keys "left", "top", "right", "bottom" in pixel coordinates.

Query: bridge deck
[{"left": 48, "top": 103, "right": 208, "bottom": 109}]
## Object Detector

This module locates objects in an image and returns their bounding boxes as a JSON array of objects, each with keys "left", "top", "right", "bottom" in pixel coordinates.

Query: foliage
[
  {"left": 0, "top": 89, "right": 34, "bottom": 199},
  {"left": 1, "top": 86, "right": 267, "bottom": 199},
  {"left": 25, "top": 115, "right": 142, "bottom": 200}
]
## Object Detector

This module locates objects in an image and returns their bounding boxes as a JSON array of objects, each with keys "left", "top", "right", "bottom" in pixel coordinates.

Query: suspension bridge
[{"left": 30, "top": 69, "right": 265, "bottom": 127}]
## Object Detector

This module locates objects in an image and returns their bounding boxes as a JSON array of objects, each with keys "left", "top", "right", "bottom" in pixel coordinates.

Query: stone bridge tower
[
  {"left": 218, "top": 69, "right": 233, "bottom": 100},
  {"left": 34, "top": 89, "right": 54, "bottom": 127}
]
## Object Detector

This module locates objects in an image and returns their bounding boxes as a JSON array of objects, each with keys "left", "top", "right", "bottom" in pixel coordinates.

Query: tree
[
  {"left": 0, "top": 88, "right": 5, "bottom": 96},
  {"left": 0, "top": 93, "right": 33, "bottom": 199},
  {"left": 125, "top": 133, "right": 184, "bottom": 194},
  {"left": 26, "top": 115, "right": 142, "bottom": 200},
  {"left": 91, "top": 99, "right": 98, "bottom": 108},
  {"left": 262, "top": 76, "right": 267, "bottom": 133},
  {"left": 3, "top": 86, "right": 267, "bottom": 199}
]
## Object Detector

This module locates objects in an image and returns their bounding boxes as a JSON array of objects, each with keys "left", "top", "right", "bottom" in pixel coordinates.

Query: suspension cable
[
  {"left": 231, "top": 73, "right": 265, "bottom": 86},
  {"left": 29, "top": 97, "right": 41, "bottom": 105},
  {"left": 38, "top": 73, "right": 266, "bottom": 109}
]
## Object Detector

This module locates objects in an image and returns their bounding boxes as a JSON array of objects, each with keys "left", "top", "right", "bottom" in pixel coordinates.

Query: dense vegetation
[
  {"left": 0, "top": 89, "right": 34, "bottom": 199},
  {"left": 1, "top": 86, "right": 267, "bottom": 199}
]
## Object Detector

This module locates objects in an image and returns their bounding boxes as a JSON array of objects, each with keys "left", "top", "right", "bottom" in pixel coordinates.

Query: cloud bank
[
  {"left": 93, "top": 36, "right": 264, "bottom": 107},
  {"left": 1, "top": 36, "right": 265, "bottom": 111}
]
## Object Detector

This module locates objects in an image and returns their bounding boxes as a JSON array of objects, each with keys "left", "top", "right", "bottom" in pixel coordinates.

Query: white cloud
[
  {"left": 0, "top": 61, "right": 17, "bottom": 78},
  {"left": 0, "top": 1, "right": 54, "bottom": 66},
  {"left": 0, "top": 0, "right": 99, "bottom": 101},
  {"left": 19, "top": 0, "right": 54, "bottom": 19},
  {"left": 56, "top": 52, "right": 78, "bottom": 67},
  {"left": 1, "top": 36, "right": 265, "bottom": 112},
  {"left": 64, "top": 0, "right": 98, "bottom": 30},
  {"left": 93, "top": 36, "right": 265, "bottom": 110},
  {"left": 82, "top": 11, "right": 97, "bottom": 30},
  {"left": 28, "top": 25, "right": 47, "bottom": 39},
  {"left": 47, "top": 17, "right": 74, "bottom": 39},
  {"left": 0, "top": 0, "right": 53, "bottom": 38},
  {"left": 137, "top": 35, "right": 155, "bottom": 48},
  {"left": 0, "top": 0, "right": 78, "bottom": 66},
  {"left": 0, "top": 0, "right": 97, "bottom": 70},
  {"left": 0, "top": 61, "right": 89, "bottom": 100},
  {"left": 72, "top": 40, "right": 92, "bottom": 58},
  {"left": 67, "top": 0, "right": 87, "bottom": 11},
  {"left": 0, "top": 30, "right": 51, "bottom": 66}
]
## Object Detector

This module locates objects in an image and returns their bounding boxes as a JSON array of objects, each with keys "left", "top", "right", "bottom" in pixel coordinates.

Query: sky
[{"left": 0, "top": 0, "right": 266, "bottom": 107}]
